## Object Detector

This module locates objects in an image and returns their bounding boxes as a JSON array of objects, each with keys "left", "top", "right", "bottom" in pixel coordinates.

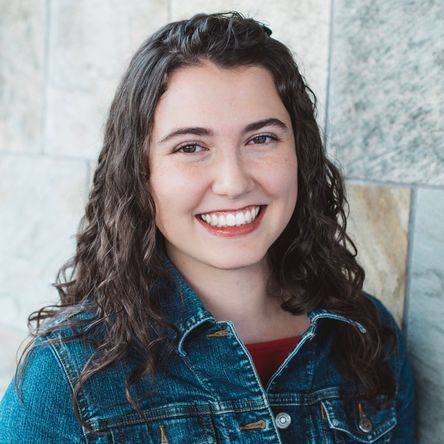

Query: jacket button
[
  {"left": 358, "top": 416, "right": 373, "bottom": 433},
  {"left": 275, "top": 412, "right": 291, "bottom": 429}
]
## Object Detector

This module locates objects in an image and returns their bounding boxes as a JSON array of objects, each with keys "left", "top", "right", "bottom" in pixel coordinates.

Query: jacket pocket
[
  {"left": 90, "top": 408, "right": 217, "bottom": 444},
  {"left": 320, "top": 398, "right": 397, "bottom": 443}
]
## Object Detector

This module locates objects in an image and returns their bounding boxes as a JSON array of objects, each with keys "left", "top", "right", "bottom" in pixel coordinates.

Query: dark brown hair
[{"left": 24, "top": 11, "right": 396, "bottom": 428}]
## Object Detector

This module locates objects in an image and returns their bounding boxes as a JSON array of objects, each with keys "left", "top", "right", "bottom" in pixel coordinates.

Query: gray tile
[
  {"left": 407, "top": 187, "right": 444, "bottom": 441},
  {"left": 45, "top": 0, "right": 168, "bottom": 159},
  {"left": 0, "top": 154, "right": 88, "bottom": 353},
  {"left": 328, "top": 0, "right": 444, "bottom": 185},
  {"left": 171, "top": 0, "right": 331, "bottom": 126},
  {"left": 0, "top": 0, "right": 46, "bottom": 153},
  {"left": 346, "top": 182, "right": 410, "bottom": 326}
]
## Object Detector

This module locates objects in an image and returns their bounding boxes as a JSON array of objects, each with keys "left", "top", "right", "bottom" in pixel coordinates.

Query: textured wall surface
[
  {"left": 0, "top": 1, "right": 46, "bottom": 153},
  {"left": 45, "top": 0, "right": 168, "bottom": 159},
  {"left": 346, "top": 183, "right": 410, "bottom": 325},
  {"left": 328, "top": 1, "right": 444, "bottom": 442},
  {"left": 328, "top": 0, "right": 444, "bottom": 185},
  {"left": 0, "top": 0, "right": 169, "bottom": 394},
  {"left": 407, "top": 188, "right": 444, "bottom": 439},
  {"left": 1, "top": 0, "right": 443, "bottom": 442}
]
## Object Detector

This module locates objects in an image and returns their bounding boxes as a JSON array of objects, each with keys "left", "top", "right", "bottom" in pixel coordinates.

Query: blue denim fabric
[{"left": 0, "top": 260, "right": 415, "bottom": 443}]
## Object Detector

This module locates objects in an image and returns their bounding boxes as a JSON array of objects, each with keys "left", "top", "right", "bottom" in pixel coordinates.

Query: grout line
[
  {"left": 323, "top": 0, "right": 335, "bottom": 149},
  {"left": 40, "top": 0, "right": 52, "bottom": 155},
  {"left": 344, "top": 177, "right": 444, "bottom": 191},
  {"left": 402, "top": 186, "right": 418, "bottom": 337}
]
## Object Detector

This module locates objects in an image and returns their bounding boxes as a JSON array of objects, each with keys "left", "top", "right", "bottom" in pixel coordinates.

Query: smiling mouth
[{"left": 197, "top": 205, "right": 264, "bottom": 228}]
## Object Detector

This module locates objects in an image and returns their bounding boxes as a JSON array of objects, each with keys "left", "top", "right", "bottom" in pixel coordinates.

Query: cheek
[
  {"left": 149, "top": 164, "right": 204, "bottom": 225},
  {"left": 265, "top": 155, "right": 298, "bottom": 196}
]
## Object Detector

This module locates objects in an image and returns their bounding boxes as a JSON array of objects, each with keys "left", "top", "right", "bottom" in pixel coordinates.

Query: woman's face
[{"left": 149, "top": 60, "right": 298, "bottom": 272}]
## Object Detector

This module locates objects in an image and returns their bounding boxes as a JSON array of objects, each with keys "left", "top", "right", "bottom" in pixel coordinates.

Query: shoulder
[
  {"left": 0, "top": 338, "right": 86, "bottom": 442},
  {"left": 0, "top": 307, "right": 99, "bottom": 443},
  {"left": 364, "top": 292, "right": 399, "bottom": 327},
  {"left": 362, "top": 292, "right": 405, "bottom": 363},
  {"left": 363, "top": 292, "right": 416, "bottom": 438}
]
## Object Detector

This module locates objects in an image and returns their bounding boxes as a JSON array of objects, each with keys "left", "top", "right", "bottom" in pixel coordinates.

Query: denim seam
[
  {"left": 48, "top": 334, "right": 98, "bottom": 431},
  {"left": 197, "top": 412, "right": 212, "bottom": 444},
  {"left": 216, "top": 407, "right": 232, "bottom": 443},
  {"left": 180, "top": 351, "right": 221, "bottom": 401},
  {"left": 93, "top": 403, "right": 273, "bottom": 431},
  {"left": 47, "top": 339, "right": 89, "bottom": 442}
]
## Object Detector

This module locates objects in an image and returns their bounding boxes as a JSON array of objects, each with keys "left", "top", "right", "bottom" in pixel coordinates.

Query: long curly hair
[{"left": 25, "top": 11, "right": 396, "bottom": 428}]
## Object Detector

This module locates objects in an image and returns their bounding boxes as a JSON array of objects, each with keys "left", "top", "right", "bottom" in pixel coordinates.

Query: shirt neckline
[{"left": 245, "top": 335, "right": 301, "bottom": 350}]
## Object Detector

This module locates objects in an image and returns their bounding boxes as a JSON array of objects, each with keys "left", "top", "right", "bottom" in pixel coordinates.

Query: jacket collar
[
  {"left": 159, "top": 254, "right": 367, "bottom": 355},
  {"left": 160, "top": 253, "right": 216, "bottom": 328}
]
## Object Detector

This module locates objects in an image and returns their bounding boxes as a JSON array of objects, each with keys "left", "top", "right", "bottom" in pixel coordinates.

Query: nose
[{"left": 211, "top": 151, "right": 254, "bottom": 199}]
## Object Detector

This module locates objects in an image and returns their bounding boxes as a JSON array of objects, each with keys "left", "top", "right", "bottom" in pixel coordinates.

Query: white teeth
[
  {"left": 217, "top": 215, "right": 227, "bottom": 227},
  {"left": 226, "top": 214, "right": 236, "bottom": 226},
  {"left": 235, "top": 212, "right": 245, "bottom": 226},
  {"left": 200, "top": 206, "right": 261, "bottom": 227}
]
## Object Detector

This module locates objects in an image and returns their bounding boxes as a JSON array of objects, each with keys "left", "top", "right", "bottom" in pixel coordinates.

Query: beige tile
[
  {"left": 45, "top": 0, "right": 168, "bottom": 159},
  {"left": 0, "top": 0, "right": 46, "bottom": 153},
  {"left": 0, "top": 151, "right": 89, "bottom": 399},
  {"left": 0, "top": 154, "right": 88, "bottom": 333},
  {"left": 345, "top": 182, "right": 410, "bottom": 325}
]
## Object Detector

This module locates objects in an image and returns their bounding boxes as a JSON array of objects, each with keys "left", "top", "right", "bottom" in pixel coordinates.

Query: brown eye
[
  {"left": 175, "top": 143, "right": 205, "bottom": 154},
  {"left": 248, "top": 135, "right": 278, "bottom": 145}
]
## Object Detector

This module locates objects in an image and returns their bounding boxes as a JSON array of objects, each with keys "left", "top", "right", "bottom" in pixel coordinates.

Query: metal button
[
  {"left": 275, "top": 412, "right": 291, "bottom": 429},
  {"left": 358, "top": 416, "right": 373, "bottom": 433}
]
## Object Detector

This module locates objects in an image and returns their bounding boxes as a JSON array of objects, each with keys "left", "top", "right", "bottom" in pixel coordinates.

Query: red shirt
[{"left": 245, "top": 335, "right": 301, "bottom": 386}]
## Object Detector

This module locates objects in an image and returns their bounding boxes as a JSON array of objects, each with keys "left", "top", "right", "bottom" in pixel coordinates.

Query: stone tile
[
  {"left": 88, "top": 159, "right": 97, "bottom": 189},
  {"left": 0, "top": 0, "right": 46, "bottom": 153},
  {"left": 328, "top": 0, "right": 444, "bottom": 186},
  {"left": 170, "top": 0, "right": 331, "bottom": 126},
  {"left": 45, "top": 0, "right": 168, "bottom": 159},
  {"left": 0, "top": 154, "right": 88, "bottom": 391},
  {"left": 407, "top": 188, "right": 444, "bottom": 441},
  {"left": 345, "top": 182, "right": 410, "bottom": 326}
]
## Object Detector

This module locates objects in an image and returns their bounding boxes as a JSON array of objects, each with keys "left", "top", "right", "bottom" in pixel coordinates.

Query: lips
[{"left": 196, "top": 205, "right": 267, "bottom": 237}]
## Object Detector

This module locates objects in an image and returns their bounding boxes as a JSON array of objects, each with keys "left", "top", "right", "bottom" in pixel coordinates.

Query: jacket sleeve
[
  {"left": 0, "top": 341, "right": 87, "bottom": 443},
  {"left": 367, "top": 294, "right": 416, "bottom": 443},
  {"left": 390, "top": 322, "right": 416, "bottom": 443}
]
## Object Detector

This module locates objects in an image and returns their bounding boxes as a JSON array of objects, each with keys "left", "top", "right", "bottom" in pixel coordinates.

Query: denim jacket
[{"left": 0, "top": 260, "right": 415, "bottom": 443}]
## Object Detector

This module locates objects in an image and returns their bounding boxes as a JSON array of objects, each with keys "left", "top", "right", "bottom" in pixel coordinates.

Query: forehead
[{"left": 151, "top": 61, "right": 289, "bottom": 138}]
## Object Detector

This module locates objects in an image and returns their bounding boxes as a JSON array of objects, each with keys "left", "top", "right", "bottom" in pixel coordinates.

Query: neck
[
  {"left": 173, "top": 253, "right": 273, "bottom": 319},
  {"left": 166, "top": 249, "right": 310, "bottom": 343}
]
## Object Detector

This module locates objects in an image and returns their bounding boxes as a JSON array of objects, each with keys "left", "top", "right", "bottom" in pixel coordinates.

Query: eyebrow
[{"left": 158, "top": 117, "right": 289, "bottom": 144}]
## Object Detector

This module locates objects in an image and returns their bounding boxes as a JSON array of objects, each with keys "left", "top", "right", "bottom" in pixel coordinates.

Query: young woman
[{"left": 0, "top": 11, "right": 415, "bottom": 443}]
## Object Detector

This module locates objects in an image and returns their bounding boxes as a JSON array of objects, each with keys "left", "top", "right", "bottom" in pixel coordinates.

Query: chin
[{"left": 206, "top": 252, "right": 267, "bottom": 271}]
